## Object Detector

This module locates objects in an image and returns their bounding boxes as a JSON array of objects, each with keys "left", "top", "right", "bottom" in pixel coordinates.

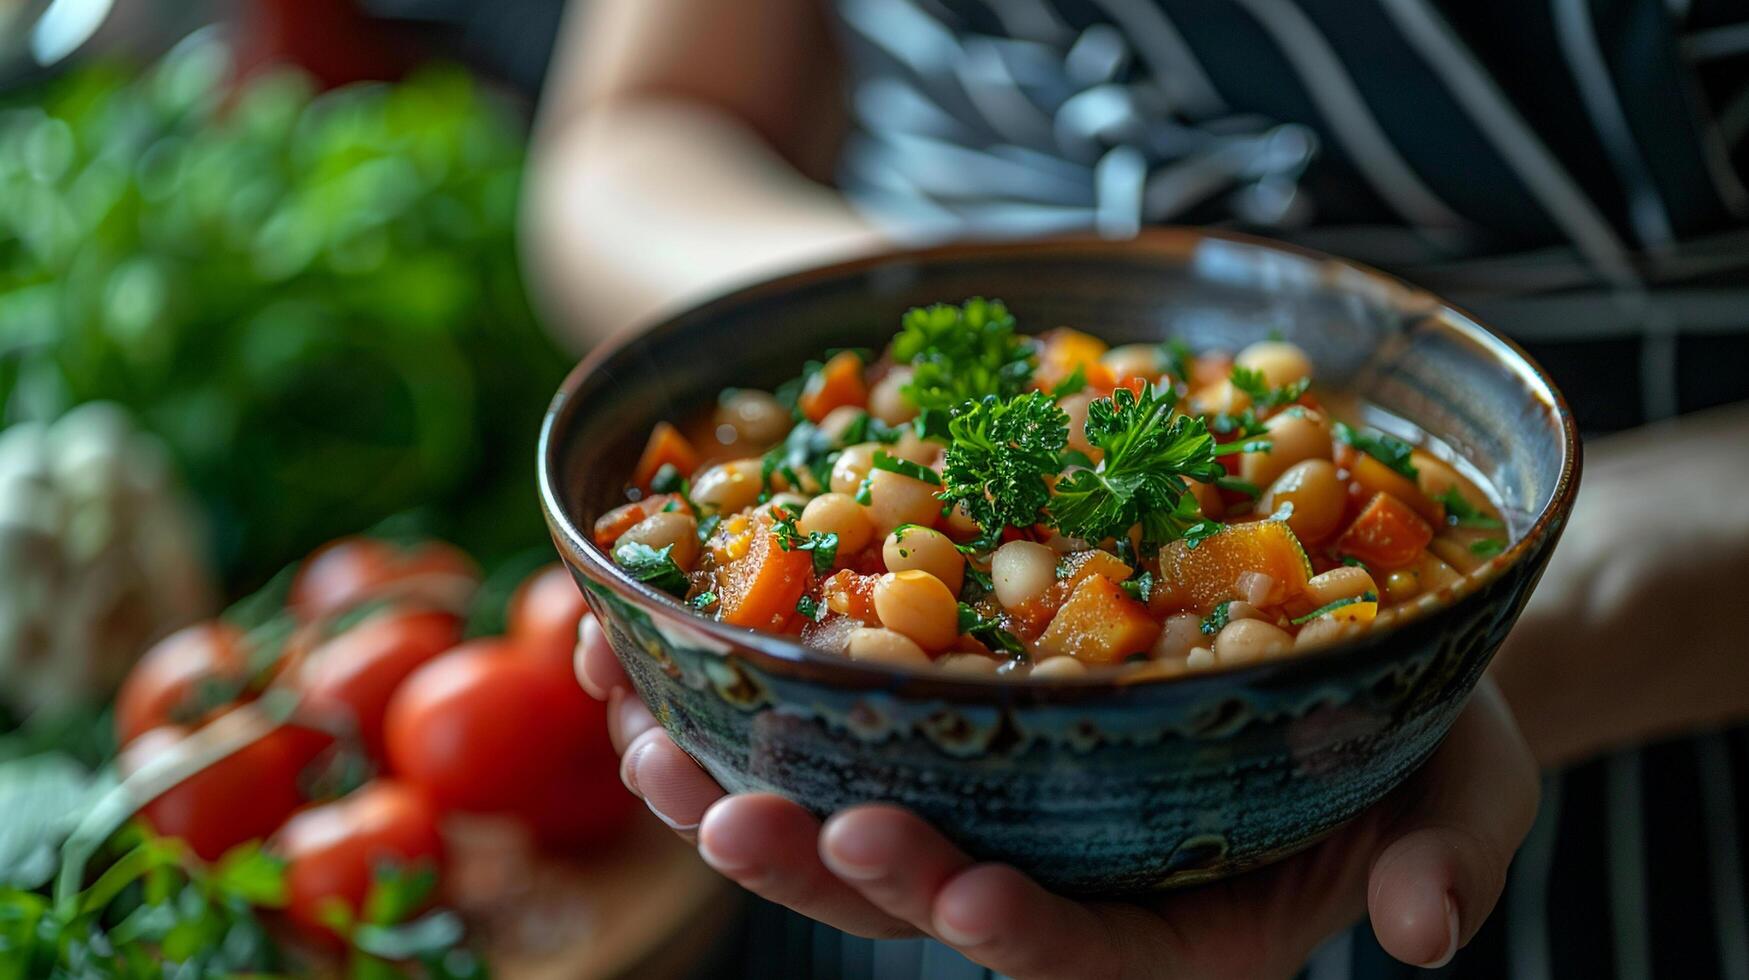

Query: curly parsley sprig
[
  {"left": 938, "top": 391, "right": 1069, "bottom": 538},
  {"left": 893, "top": 299, "right": 1035, "bottom": 433}
]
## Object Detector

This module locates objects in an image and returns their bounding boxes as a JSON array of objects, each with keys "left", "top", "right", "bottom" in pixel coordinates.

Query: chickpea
[
  {"left": 1190, "top": 380, "right": 1252, "bottom": 417},
  {"left": 883, "top": 525, "right": 965, "bottom": 594},
  {"left": 1222, "top": 600, "right": 1265, "bottom": 623},
  {"left": 1304, "top": 565, "right": 1378, "bottom": 606},
  {"left": 816, "top": 405, "right": 866, "bottom": 445},
  {"left": 1060, "top": 391, "right": 1098, "bottom": 458},
  {"left": 865, "top": 468, "right": 942, "bottom": 536},
  {"left": 800, "top": 492, "right": 874, "bottom": 554},
  {"left": 1030, "top": 656, "right": 1089, "bottom": 679},
  {"left": 1259, "top": 459, "right": 1345, "bottom": 544},
  {"left": 872, "top": 570, "right": 959, "bottom": 651},
  {"left": 1214, "top": 619, "right": 1293, "bottom": 664},
  {"left": 943, "top": 501, "right": 982, "bottom": 540},
  {"left": 891, "top": 428, "right": 940, "bottom": 465},
  {"left": 714, "top": 389, "right": 790, "bottom": 446},
  {"left": 1185, "top": 647, "right": 1217, "bottom": 671},
  {"left": 1102, "top": 343, "right": 1162, "bottom": 383},
  {"left": 1294, "top": 615, "right": 1359, "bottom": 650},
  {"left": 1151, "top": 611, "right": 1206, "bottom": 660},
  {"left": 829, "top": 443, "right": 878, "bottom": 495},
  {"left": 691, "top": 458, "right": 763, "bottom": 514},
  {"left": 1384, "top": 568, "right": 1422, "bottom": 603},
  {"left": 991, "top": 540, "right": 1056, "bottom": 608},
  {"left": 868, "top": 367, "right": 919, "bottom": 426},
  {"left": 845, "top": 627, "right": 932, "bottom": 668},
  {"left": 619, "top": 511, "right": 700, "bottom": 570},
  {"left": 764, "top": 492, "right": 810, "bottom": 516},
  {"left": 938, "top": 653, "right": 1000, "bottom": 676},
  {"left": 1235, "top": 340, "right": 1314, "bottom": 389},
  {"left": 1239, "top": 409, "right": 1333, "bottom": 489}
]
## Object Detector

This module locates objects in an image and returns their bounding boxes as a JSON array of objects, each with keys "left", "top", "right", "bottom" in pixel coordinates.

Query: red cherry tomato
[
  {"left": 290, "top": 538, "right": 478, "bottom": 622},
  {"left": 276, "top": 779, "right": 445, "bottom": 943},
  {"left": 294, "top": 606, "right": 462, "bottom": 759},
  {"left": 119, "top": 718, "right": 308, "bottom": 862},
  {"left": 383, "top": 641, "right": 634, "bottom": 846},
  {"left": 507, "top": 564, "right": 588, "bottom": 664},
  {"left": 115, "top": 622, "right": 248, "bottom": 748}
]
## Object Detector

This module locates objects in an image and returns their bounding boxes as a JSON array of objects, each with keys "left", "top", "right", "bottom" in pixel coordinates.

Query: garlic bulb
[{"left": 0, "top": 404, "right": 214, "bottom": 713}]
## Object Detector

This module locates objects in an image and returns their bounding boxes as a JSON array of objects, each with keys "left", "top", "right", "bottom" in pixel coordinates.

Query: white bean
[{"left": 991, "top": 540, "right": 1056, "bottom": 608}]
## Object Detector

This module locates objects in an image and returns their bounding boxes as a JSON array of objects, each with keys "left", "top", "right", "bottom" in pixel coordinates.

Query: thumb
[{"left": 1367, "top": 677, "right": 1540, "bottom": 968}]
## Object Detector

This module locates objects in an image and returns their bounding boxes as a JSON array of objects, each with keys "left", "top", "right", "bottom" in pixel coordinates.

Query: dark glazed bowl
[{"left": 538, "top": 230, "right": 1579, "bottom": 894}]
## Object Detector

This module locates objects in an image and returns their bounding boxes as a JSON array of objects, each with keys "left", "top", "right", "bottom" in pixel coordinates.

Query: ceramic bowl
[{"left": 538, "top": 230, "right": 1579, "bottom": 893}]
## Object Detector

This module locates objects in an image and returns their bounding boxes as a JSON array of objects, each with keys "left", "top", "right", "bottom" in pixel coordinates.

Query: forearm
[
  {"left": 522, "top": 99, "right": 887, "bottom": 348},
  {"left": 1491, "top": 401, "right": 1749, "bottom": 768}
]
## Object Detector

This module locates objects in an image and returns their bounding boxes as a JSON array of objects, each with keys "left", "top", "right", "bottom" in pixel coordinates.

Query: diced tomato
[
  {"left": 799, "top": 351, "right": 868, "bottom": 423},
  {"left": 632, "top": 422, "right": 701, "bottom": 492},
  {"left": 1335, "top": 492, "right": 1435, "bottom": 570}
]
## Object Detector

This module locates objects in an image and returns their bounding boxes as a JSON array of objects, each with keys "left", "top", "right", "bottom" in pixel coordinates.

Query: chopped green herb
[
  {"left": 690, "top": 591, "right": 720, "bottom": 610},
  {"left": 1341, "top": 556, "right": 1369, "bottom": 569},
  {"left": 1334, "top": 421, "right": 1419, "bottom": 479},
  {"left": 1049, "top": 364, "right": 1088, "bottom": 399},
  {"left": 1049, "top": 384, "right": 1224, "bottom": 546},
  {"left": 957, "top": 603, "right": 1026, "bottom": 656},
  {"left": 613, "top": 542, "right": 691, "bottom": 598},
  {"left": 649, "top": 464, "right": 684, "bottom": 494},
  {"left": 1290, "top": 591, "right": 1378, "bottom": 625},
  {"left": 1200, "top": 601, "right": 1234, "bottom": 636},
  {"left": 1158, "top": 338, "right": 1194, "bottom": 383},
  {"left": 1058, "top": 447, "right": 1096, "bottom": 471},
  {"left": 1470, "top": 538, "right": 1505, "bottom": 557},
  {"left": 842, "top": 411, "right": 902, "bottom": 447},
  {"left": 1436, "top": 487, "right": 1505, "bottom": 529},
  {"left": 1228, "top": 366, "right": 1311, "bottom": 411},
  {"left": 1181, "top": 520, "right": 1223, "bottom": 550},
  {"left": 894, "top": 298, "right": 1036, "bottom": 413},
  {"left": 962, "top": 566, "right": 995, "bottom": 601},
  {"left": 938, "top": 391, "right": 1068, "bottom": 538},
  {"left": 772, "top": 513, "right": 840, "bottom": 575},
  {"left": 1209, "top": 408, "right": 1269, "bottom": 439},
  {"left": 854, "top": 474, "right": 874, "bottom": 505},
  {"left": 696, "top": 512, "right": 722, "bottom": 543},
  {"left": 871, "top": 449, "right": 942, "bottom": 486},
  {"left": 1121, "top": 571, "right": 1155, "bottom": 603},
  {"left": 796, "top": 595, "right": 826, "bottom": 622},
  {"left": 1214, "top": 476, "right": 1262, "bottom": 498}
]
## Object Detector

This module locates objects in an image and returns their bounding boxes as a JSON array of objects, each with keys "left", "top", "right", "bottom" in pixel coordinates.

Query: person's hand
[{"left": 577, "top": 612, "right": 1538, "bottom": 979}]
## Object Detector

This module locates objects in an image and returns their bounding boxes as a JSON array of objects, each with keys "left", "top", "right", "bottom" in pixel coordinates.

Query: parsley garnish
[
  {"left": 894, "top": 298, "right": 1035, "bottom": 413},
  {"left": 1158, "top": 338, "right": 1193, "bottom": 383},
  {"left": 1181, "top": 519, "right": 1223, "bottom": 550},
  {"left": 1200, "top": 601, "right": 1234, "bottom": 636},
  {"left": 1436, "top": 487, "right": 1504, "bottom": 529},
  {"left": 957, "top": 603, "right": 1026, "bottom": 657},
  {"left": 1290, "top": 591, "right": 1378, "bottom": 625},
  {"left": 841, "top": 410, "right": 902, "bottom": 447},
  {"left": 962, "top": 566, "right": 995, "bottom": 601},
  {"left": 1228, "top": 366, "right": 1310, "bottom": 411},
  {"left": 1049, "top": 364, "right": 1088, "bottom": 399},
  {"left": 1121, "top": 571, "right": 1155, "bottom": 603},
  {"left": 796, "top": 595, "right": 826, "bottom": 621},
  {"left": 760, "top": 421, "right": 842, "bottom": 499},
  {"left": 1470, "top": 538, "right": 1505, "bottom": 557},
  {"left": 1049, "top": 384, "right": 1224, "bottom": 546},
  {"left": 870, "top": 449, "right": 942, "bottom": 486},
  {"left": 613, "top": 542, "right": 690, "bottom": 597},
  {"left": 690, "top": 591, "right": 720, "bottom": 610},
  {"left": 1334, "top": 422, "right": 1419, "bottom": 479},
  {"left": 772, "top": 513, "right": 840, "bottom": 574},
  {"left": 1214, "top": 475, "right": 1261, "bottom": 498},
  {"left": 938, "top": 391, "right": 1068, "bottom": 537}
]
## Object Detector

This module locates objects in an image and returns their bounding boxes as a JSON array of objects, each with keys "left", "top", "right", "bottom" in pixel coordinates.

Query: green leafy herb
[
  {"left": 1208, "top": 408, "right": 1269, "bottom": 439},
  {"left": 870, "top": 450, "right": 942, "bottom": 486},
  {"left": 1436, "top": 488, "right": 1505, "bottom": 529},
  {"left": 853, "top": 474, "right": 874, "bottom": 505},
  {"left": 957, "top": 604, "right": 1026, "bottom": 657},
  {"left": 1058, "top": 447, "right": 1096, "bottom": 471},
  {"left": 796, "top": 595, "right": 826, "bottom": 622},
  {"left": 1049, "top": 365, "right": 1088, "bottom": 399},
  {"left": 1334, "top": 422, "right": 1419, "bottom": 479},
  {"left": 1200, "top": 601, "right": 1234, "bottom": 636},
  {"left": 1470, "top": 538, "right": 1505, "bottom": 557},
  {"left": 1228, "top": 366, "right": 1311, "bottom": 411},
  {"left": 761, "top": 421, "right": 841, "bottom": 499},
  {"left": 938, "top": 392, "right": 1069, "bottom": 537},
  {"left": 774, "top": 358, "right": 825, "bottom": 420},
  {"left": 690, "top": 591, "right": 720, "bottom": 610},
  {"left": 894, "top": 299, "right": 1035, "bottom": 412},
  {"left": 1181, "top": 520, "right": 1224, "bottom": 550},
  {"left": 1290, "top": 591, "right": 1378, "bottom": 625},
  {"left": 696, "top": 512, "right": 722, "bottom": 543},
  {"left": 1049, "top": 384, "right": 1223, "bottom": 546},
  {"left": 841, "top": 411, "right": 902, "bottom": 447},
  {"left": 1121, "top": 571, "right": 1156, "bottom": 604},
  {"left": 962, "top": 567, "right": 995, "bottom": 602},
  {"left": 1214, "top": 475, "right": 1262, "bottom": 498},
  {"left": 649, "top": 464, "right": 684, "bottom": 494},
  {"left": 1158, "top": 339, "right": 1194, "bottom": 383},
  {"left": 772, "top": 514, "right": 840, "bottom": 575},
  {"left": 612, "top": 542, "right": 691, "bottom": 597},
  {"left": 1341, "top": 556, "right": 1370, "bottom": 569}
]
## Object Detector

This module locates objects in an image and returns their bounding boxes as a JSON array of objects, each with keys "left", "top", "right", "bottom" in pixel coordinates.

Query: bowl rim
[{"left": 538, "top": 227, "right": 1581, "bottom": 699}]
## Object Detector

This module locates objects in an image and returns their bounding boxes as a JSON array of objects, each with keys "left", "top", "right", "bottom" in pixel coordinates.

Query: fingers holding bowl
[{"left": 573, "top": 612, "right": 630, "bottom": 700}]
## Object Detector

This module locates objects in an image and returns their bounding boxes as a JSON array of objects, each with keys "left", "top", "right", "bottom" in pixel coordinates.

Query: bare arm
[
  {"left": 1492, "top": 401, "right": 1749, "bottom": 768},
  {"left": 523, "top": 0, "right": 887, "bottom": 348}
]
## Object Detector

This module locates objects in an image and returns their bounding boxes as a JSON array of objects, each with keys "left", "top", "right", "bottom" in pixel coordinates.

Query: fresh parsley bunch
[
  {"left": 1050, "top": 384, "right": 1224, "bottom": 546},
  {"left": 893, "top": 299, "right": 1035, "bottom": 427},
  {"left": 939, "top": 392, "right": 1068, "bottom": 538}
]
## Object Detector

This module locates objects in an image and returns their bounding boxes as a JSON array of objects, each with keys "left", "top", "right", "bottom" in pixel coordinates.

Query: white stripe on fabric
[
  {"left": 1698, "top": 734, "right": 1749, "bottom": 980},
  {"left": 1682, "top": 21, "right": 1749, "bottom": 62},
  {"left": 1377, "top": 0, "right": 1639, "bottom": 286},
  {"left": 1095, "top": 144, "right": 1148, "bottom": 237},
  {"left": 1224, "top": 0, "right": 1468, "bottom": 231},
  {"left": 978, "top": 0, "right": 1074, "bottom": 44},
  {"left": 1507, "top": 774, "right": 1563, "bottom": 980},
  {"left": 1551, "top": 0, "right": 1677, "bottom": 249},
  {"left": 1607, "top": 751, "right": 1654, "bottom": 980},
  {"left": 1086, "top": 0, "right": 1227, "bottom": 117},
  {"left": 1304, "top": 928, "right": 1353, "bottom": 980}
]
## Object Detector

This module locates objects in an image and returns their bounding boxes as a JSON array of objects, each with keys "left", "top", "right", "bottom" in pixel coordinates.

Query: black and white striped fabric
[{"left": 720, "top": 0, "right": 1749, "bottom": 976}]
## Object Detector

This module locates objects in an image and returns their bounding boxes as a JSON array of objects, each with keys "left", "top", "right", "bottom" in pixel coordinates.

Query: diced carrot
[
  {"left": 1335, "top": 493, "right": 1434, "bottom": 570},
  {"left": 1035, "top": 574, "right": 1160, "bottom": 664},
  {"left": 593, "top": 495, "right": 679, "bottom": 547},
  {"left": 631, "top": 422, "right": 701, "bottom": 492},
  {"left": 1037, "top": 328, "right": 1114, "bottom": 392},
  {"left": 798, "top": 351, "right": 868, "bottom": 423},
  {"left": 1057, "top": 549, "right": 1133, "bottom": 591},
  {"left": 716, "top": 527, "right": 815, "bottom": 631},
  {"left": 1347, "top": 453, "right": 1442, "bottom": 524},
  {"left": 1160, "top": 519, "right": 1313, "bottom": 609}
]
